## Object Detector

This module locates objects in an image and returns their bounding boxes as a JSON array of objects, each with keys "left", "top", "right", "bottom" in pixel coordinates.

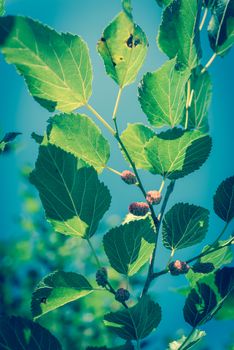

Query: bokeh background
[{"left": 1, "top": 0, "right": 234, "bottom": 349}]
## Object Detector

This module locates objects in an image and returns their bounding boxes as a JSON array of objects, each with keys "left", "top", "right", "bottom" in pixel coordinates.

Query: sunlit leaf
[
  {"left": 162, "top": 203, "right": 209, "bottom": 251},
  {"left": 104, "top": 296, "right": 161, "bottom": 340},
  {"left": 121, "top": 123, "right": 155, "bottom": 171},
  {"left": 145, "top": 128, "right": 212, "bottom": 179},
  {"left": 48, "top": 113, "right": 110, "bottom": 173},
  {"left": 31, "top": 271, "right": 93, "bottom": 319},
  {"left": 0, "top": 316, "right": 62, "bottom": 349},
  {"left": 30, "top": 143, "right": 111, "bottom": 238},
  {"left": 158, "top": 0, "right": 202, "bottom": 68},
  {"left": 97, "top": 12, "right": 148, "bottom": 87},
  {"left": 139, "top": 58, "right": 190, "bottom": 128},
  {"left": 0, "top": 16, "right": 92, "bottom": 112},
  {"left": 103, "top": 217, "right": 156, "bottom": 276},
  {"left": 182, "top": 66, "right": 212, "bottom": 132}
]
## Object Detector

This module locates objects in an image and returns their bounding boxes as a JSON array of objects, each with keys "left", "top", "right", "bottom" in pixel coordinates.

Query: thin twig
[{"left": 106, "top": 166, "right": 122, "bottom": 176}]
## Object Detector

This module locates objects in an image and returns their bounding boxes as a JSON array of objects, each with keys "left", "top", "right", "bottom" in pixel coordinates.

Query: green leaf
[
  {"left": 121, "top": 123, "right": 155, "bottom": 171},
  {"left": 30, "top": 143, "right": 111, "bottom": 238},
  {"left": 215, "top": 290, "right": 234, "bottom": 320},
  {"left": 97, "top": 12, "right": 148, "bottom": 87},
  {"left": 145, "top": 128, "right": 212, "bottom": 179},
  {"left": 0, "top": 16, "right": 92, "bottom": 112},
  {"left": 0, "top": 0, "right": 5, "bottom": 16},
  {"left": 182, "top": 66, "right": 212, "bottom": 133},
  {"left": 208, "top": 0, "right": 234, "bottom": 56},
  {"left": 122, "top": 0, "right": 133, "bottom": 18},
  {"left": 183, "top": 283, "right": 217, "bottom": 326},
  {"left": 155, "top": 0, "right": 173, "bottom": 7},
  {"left": 48, "top": 113, "right": 110, "bottom": 173},
  {"left": 103, "top": 217, "right": 156, "bottom": 276},
  {"left": 215, "top": 267, "right": 234, "bottom": 298},
  {"left": 87, "top": 343, "right": 134, "bottom": 350},
  {"left": 162, "top": 203, "right": 209, "bottom": 251},
  {"left": 138, "top": 58, "right": 190, "bottom": 128},
  {"left": 167, "top": 329, "right": 206, "bottom": 350},
  {"left": 158, "top": 0, "right": 202, "bottom": 68},
  {"left": 213, "top": 176, "right": 234, "bottom": 223},
  {"left": 187, "top": 239, "right": 233, "bottom": 286},
  {"left": 31, "top": 271, "right": 93, "bottom": 319},
  {"left": 104, "top": 296, "right": 161, "bottom": 340},
  {"left": 0, "top": 316, "right": 62, "bottom": 349},
  {"left": 0, "top": 131, "right": 21, "bottom": 153}
]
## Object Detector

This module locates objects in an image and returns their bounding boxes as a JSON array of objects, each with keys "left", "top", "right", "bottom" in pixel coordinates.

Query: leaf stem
[
  {"left": 142, "top": 180, "right": 175, "bottom": 295},
  {"left": 112, "top": 87, "right": 123, "bottom": 120},
  {"left": 185, "top": 79, "right": 191, "bottom": 129},
  {"left": 136, "top": 339, "right": 141, "bottom": 350},
  {"left": 178, "top": 327, "right": 196, "bottom": 350},
  {"left": 86, "top": 103, "right": 115, "bottom": 135},
  {"left": 201, "top": 53, "right": 217, "bottom": 74},
  {"left": 199, "top": 7, "right": 208, "bottom": 31},
  {"left": 105, "top": 165, "right": 122, "bottom": 176},
  {"left": 159, "top": 178, "right": 165, "bottom": 193},
  {"left": 87, "top": 238, "right": 102, "bottom": 268}
]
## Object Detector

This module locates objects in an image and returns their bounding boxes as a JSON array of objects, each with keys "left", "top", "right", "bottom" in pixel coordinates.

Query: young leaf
[
  {"left": 0, "top": 16, "right": 92, "bottom": 112},
  {"left": 208, "top": 0, "right": 234, "bottom": 56},
  {"left": 167, "top": 329, "right": 206, "bottom": 350},
  {"left": 48, "top": 113, "right": 110, "bottom": 173},
  {"left": 182, "top": 66, "right": 212, "bottom": 132},
  {"left": 104, "top": 296, "right": 161, "bottom": 340},
  {"left": 162, "top": 203, "right": 209, "bottom": 251},
  {"left": 31, "top": 271, "right": 93, "bottom": 319},
  {"left": 187, "top": 239, "right": 233, "bottom": 286},
  {"left": 138, "top": 58, "right": 190, "bottom": 128},
  {"left": 183, "top": 283, "right": 217, "bottom": 326},
  {"left": 30, "top": 143, "right": 111, "bottom": 238},
  {"left": 97, "top": 12, "right": 148, "bottom": 87},
  {"left": 158, "top": 0, "right": 202, "bottom": 68},
  {"left": 0, "top": 316, "right": 62, "bottom": 349},
  {"left": 121, "top": 123, "right": 155, "bottom": 171},
  {"left": 213, "top": 176, "right": 234, "bottom": 223},
  {"left": 103, "top": 217, "right": 156, "bottom": 276},
  {"left": 145, "top": 128, "right": 212, "bottom": 179}
]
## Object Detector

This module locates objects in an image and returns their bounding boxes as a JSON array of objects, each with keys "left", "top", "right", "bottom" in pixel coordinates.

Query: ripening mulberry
[
  {"left": 115, "top": 288, "right": 130, "bottom": 302},
  {"left": 121, "top": 170, "right": 137, "bottom": 185},
  {"left": 129, "top": 202, "right": 149, "bottom": 216},
  {"left": 96, "top": 267, "right": 108, "bottom": 287},
  {"left": 169, "top": 260, "right": 190, "bottom": 276},
  {"left": 146, "top": 190, "right": 162, "bottom": 205}
]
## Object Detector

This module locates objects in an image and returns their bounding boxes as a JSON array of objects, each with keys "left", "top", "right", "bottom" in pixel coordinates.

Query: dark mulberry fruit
[
  {"left": 129, "top": 202, "right": 149, "bottom": 216},
  {"left": 96, "top": 267, "right": 108, "bottom": 287},
  {"left": 115, "top": 288, "right": 130, "bottom": 302},
  {"left": 169, "top": 260, "right": 190, "bottom": 276},
  {"left": 121, "top": 170, "right": 137, "bottom": 185}
]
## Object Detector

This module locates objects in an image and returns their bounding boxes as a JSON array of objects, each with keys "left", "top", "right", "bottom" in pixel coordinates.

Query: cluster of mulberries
[
  {"left": 169, "top": 260, "right": 190, "bottom": 276},
  {"left": 121, "top": 170, "right": 163, "bottom": 216}
]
